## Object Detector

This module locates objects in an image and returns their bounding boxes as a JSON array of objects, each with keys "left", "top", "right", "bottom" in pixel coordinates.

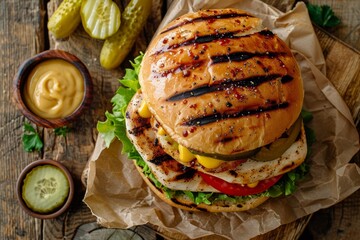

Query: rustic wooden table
[{"left": 1, "top": 0, "right": 358, "bottom": 239}]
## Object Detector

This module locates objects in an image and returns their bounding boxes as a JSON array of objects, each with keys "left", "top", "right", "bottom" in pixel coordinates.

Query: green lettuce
[
  {"left": 97, "top": 53, "right": 143, "bottom": 149},
  {"left": 97, "top": 54, "right": 315, "bottom": 206}
]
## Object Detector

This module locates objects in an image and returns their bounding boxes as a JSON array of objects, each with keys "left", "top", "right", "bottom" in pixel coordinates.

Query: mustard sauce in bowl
[
  {"left": 13, "top": 50, "right": 92, "bottom": 128},
  {"left": 24, "top": 59, "right": 84, "bottom": 119}
]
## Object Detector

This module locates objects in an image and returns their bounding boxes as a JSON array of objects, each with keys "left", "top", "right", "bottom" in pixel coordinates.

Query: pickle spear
[
  {"left": 100, "top": 0, "right": 152, "bottom": 69},
  {"left": 48, "top": 0, "right": 82, "bottom": 39},
  {"left": 252, "top": 117, "right": 302, "bottom": 162}
]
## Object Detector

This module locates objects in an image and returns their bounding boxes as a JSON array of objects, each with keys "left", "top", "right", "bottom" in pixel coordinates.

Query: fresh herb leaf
[
  {"left": 307, "top": 3, "right": 341, "bottom": 27},
  {"left": 54, "top": 126, "right": 70, "bottom": 137},
  {"left": 22, "top": 123, "right": 43, "bottom": 152},
  {"left": 301, "top": 109, "right": 313, "bottom": 123}
]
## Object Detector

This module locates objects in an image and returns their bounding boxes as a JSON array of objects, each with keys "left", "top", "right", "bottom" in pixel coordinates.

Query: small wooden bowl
[
  {"left": 16, "top": 159, "right": 75, "bottom": 219},
  {"left": 13, "top": 49, "right": 93, "bottom": 128}
]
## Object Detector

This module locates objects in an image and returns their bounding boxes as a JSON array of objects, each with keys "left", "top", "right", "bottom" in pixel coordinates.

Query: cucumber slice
[
  {"left": 81, "top": 0, "right": 121, "bottom": 40},
  {"left": 252, "top": 116, "right": 302, "bottom": 162},
  {"left": 190, "top": 148, "right": 260, "bottom": 161},
  {"left": 22, "top": 165, "right": 70, "bottom": 213}
]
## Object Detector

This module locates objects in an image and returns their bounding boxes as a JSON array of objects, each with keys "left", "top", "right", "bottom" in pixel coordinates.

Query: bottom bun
[{"left": 134, "top": 162, "right": 269, "bottom": 212}]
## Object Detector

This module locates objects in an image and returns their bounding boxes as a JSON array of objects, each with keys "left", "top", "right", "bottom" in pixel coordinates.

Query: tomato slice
[{"left": 198, "top": 172, "right": 283, "bottom": 196}]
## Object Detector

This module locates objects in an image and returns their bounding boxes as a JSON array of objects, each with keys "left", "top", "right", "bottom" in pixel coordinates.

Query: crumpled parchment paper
[{"left": 83, "top": 0, "right": 360, "bottom": 239}]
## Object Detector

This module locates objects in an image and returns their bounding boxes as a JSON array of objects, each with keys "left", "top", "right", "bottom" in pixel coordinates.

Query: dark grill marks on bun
[
  {"left": 160, "top": 12, "right": 256, "bottom": 34},
  {"left": 210, "top": 51, "right": 286, "bottom": 64},
  {"left": 140, "top": 9, "right": 303, "bottom": 156},
  {"left": 166, "top": 74, "right": 293, "bottom": 101},
  {"left": 126, "top": 9, "right": 308, "bottom": 212},
  {"left": 154, "top": 30, "right": 276, "bottom": 55},
  {"left": 182, "top": 101, "right": 290, "bottom": 127}
]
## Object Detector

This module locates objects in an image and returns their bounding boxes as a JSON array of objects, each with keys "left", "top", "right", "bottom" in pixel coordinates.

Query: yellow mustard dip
[{"left": 23, "top": 59, "right": 85, "bottom": 119}]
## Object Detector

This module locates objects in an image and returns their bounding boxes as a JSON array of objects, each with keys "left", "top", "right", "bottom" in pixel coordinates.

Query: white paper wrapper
[{"left": 83, "top": 0, "right": 360, "bottom": 239}]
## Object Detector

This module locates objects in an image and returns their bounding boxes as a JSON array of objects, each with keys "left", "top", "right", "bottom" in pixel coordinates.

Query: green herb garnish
[
  {"left": 22, "top": 122, "right": 43, "bottom": 152},
  {"left": 306, "top": 3, "right": 341, "bottom": 27},
  {"left": 54, "top": 126, "right": 70, "bottom": 137}
]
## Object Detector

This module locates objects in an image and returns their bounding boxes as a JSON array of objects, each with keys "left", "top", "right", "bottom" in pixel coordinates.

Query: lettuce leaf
[
  {"left": 97, "top": 54, "right": 314, "bottom": 206},
  {"left": 97, "top": 53, "right": 143, "bottom": 148}
]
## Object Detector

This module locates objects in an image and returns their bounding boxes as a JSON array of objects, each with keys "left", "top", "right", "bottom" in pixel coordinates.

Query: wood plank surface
[
  {"left": 0, "top": 0, "right": 358, "bottom": 239},
  {"left": 0, "top": 1, "right": 45, "bottom": 239}
]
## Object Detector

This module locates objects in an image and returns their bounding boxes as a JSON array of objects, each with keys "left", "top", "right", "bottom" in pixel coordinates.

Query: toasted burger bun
[
  {"left": 134, "top": 163, "right": 269, "bottom": 212},
  {"left": 139, "top": 8, "right": 304, "bottom": 155}
]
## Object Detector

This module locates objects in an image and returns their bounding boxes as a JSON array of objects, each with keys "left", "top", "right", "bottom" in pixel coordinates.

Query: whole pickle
[
  {"left": 48, "top": 0, "right": 82, "bottom": 39},
  {"left": 100, "top": 0, "right": 152, "bottom": 69}
]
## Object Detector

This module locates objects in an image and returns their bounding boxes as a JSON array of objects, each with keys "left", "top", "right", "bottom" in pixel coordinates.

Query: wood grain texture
[
  {"left": 0, "top": 0, "right": 45, "bottom": 239},
  {"left": 314, "top": 28, "right": 360, "bottom": 125}
]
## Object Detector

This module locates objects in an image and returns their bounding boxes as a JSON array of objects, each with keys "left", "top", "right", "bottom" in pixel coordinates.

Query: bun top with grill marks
[{"left": 139, "top": 9, "right": 304, "bottom": 155}]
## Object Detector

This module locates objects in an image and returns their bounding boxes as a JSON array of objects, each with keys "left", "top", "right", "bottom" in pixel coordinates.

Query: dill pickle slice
[
  {"left": 48, "top": 0, "right": 82, "bottom": 39},
  {"left": 22, "top": 165, "right": 69, "bottom": 213},
  {"left": 252, "top": 117, "right": 302, "bottom": 162},
  {"left": 81, "top": 0, "right": 121, "bottom": 40},
  {"left": 100, "top": 0, "right": 152, "bottom": 69},
  {"left": 190, "top": 148, "right": 260, "bottom": 161}
]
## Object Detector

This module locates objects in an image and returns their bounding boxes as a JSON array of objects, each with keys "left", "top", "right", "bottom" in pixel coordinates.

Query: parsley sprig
[
  {"left": 22, "top": 124, "right": 70, "bottom": 152},
  {"left": 22, "top": 123, "right": 43, "bottom": 152},
  {"left": 306, "top": 3, "right": 341, "bottom": 27},
  {"left": 54, "top": 126, "right": 70, "bottom": 137}
]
